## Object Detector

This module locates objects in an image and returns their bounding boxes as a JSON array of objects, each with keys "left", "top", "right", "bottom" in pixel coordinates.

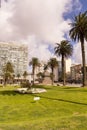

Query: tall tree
[
  {"left": 17, "top": 73, "right": 20, "bottom": 79},
  {"left": 48, "top": 58, "right": 58, "bottom": 85},
  {"left": 3, "top": 62, "right": 14, "bottom": 85},
  {"left": 17, "top": 73, "right": 20, "bottom": 83},
  {"left": 37, "top": 72, "right": 44, "bottom": 83},
  {"left": 54, "top": 40, "right": 73, "bottom": 86},
  {"left": 69, "top": 11, "right": 87, "bottom": 87},
  {"left": 44, "top": 64, "right": 48, "bottom": 72},
  {"left": 29, "top": 57, "right": 40, "bottom": 85},
  {"left": 23, "top": 71, "right": 28, "bottom": 80}
]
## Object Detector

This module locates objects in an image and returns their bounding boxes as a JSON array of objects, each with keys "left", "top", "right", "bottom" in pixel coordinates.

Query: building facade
[
  {"left": 0, "top": 42, "right": 28, "bottom": 77},
  {"left": 71, "top": 64, "right": 87, "bottom": 82},
  {"left": 70, "top": 64, "right": 82, "bottom": 81}
]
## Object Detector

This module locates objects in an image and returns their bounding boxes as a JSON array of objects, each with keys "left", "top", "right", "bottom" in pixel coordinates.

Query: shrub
[{"left": 20, "top": 81, "right": 31, "bottom": 89}]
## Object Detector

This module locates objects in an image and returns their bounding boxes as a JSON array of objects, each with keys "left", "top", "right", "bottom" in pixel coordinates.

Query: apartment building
[
  {"left": 0, "top": 42, "right": 28, "bottom": 76},
  {"left": 70, "top": 64, "right": 82, "bottom": 81}
]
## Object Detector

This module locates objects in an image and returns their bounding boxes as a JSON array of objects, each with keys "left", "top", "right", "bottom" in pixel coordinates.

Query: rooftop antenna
[{"left": 0, "top": 0, "right": 8, "bottom": 8}]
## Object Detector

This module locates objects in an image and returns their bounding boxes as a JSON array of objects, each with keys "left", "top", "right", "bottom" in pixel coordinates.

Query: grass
[{"left": 0, "top": 85, "right": 87, "bottom": 129}]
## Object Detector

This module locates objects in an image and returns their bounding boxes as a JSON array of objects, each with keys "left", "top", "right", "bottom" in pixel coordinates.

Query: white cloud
[
  {"left": 73, "top": 41, "right": 87, "bottom": 64},
  {"left": 26, "top": 36, "right": 52, "bottom": 61},
  {"left": 7, "top": 0, "right": 81, "bottom": 42},
  {"left": 0, "top": 0, "right": 81, "bottom": 42},
  {"left": 7, "top": 0, "right": 65, "bottom": 42},
  {"left": 0, "top": 0, "right": 14, "bottom": 41},
  {"left": 0, "top": 0, "right": 82, "bottom": 71}
]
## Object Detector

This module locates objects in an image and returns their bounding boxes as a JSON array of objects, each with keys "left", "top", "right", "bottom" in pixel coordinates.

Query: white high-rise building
[{"left": 0, "top": 42, "right": 28, "bottom": 76}]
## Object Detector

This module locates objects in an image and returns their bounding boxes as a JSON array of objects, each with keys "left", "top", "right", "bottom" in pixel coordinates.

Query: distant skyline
[{"left": 0, "top": 0, "right": 87, "bottom": 68}]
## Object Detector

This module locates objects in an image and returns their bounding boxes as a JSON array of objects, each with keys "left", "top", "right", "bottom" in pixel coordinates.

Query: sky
[{"left": 0, "top": 0, "right": 87, "bottom": 72}]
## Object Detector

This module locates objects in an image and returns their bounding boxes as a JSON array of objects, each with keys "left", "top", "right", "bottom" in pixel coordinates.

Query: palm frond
[{"left": 54, "top": 40, "right": 73, "bottom": 59}]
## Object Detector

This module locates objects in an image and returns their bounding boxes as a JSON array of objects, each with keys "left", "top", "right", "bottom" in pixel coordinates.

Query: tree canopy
[
  {"left": 69, "top": 11, "right": 87, "bottom": 86},
  {"left": 54, "top": 40, "right": 73, "bottom": 85}
]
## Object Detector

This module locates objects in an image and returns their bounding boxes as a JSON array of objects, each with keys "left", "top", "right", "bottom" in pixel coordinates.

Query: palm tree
[
  {"left": 48, "top": 58, "right": 58, "bottom": 85},
  {"left": 29, "top": 57, "right": 40, "bottom": 85},
  {"left": 44, "top": 64, "right": 48, "bottom": 72},
  {"left": 54, "top": 40, "right": 73, "bottom": 86},
  {"left": 23, "top": 71, "right": 28, "bottom": 80},
  {"left": 3, "top": 62, "right": 14, "bottom": 85},
  {"left": 11, "top": 74, "right": 15, "bottom": 84},
  {"left": 37, "top": 72, "right": 44, "bottom": 83},
  {"left": 69, "top": 11, "right": 87, "bottom": 87},
  {"left": 17, "top": 73, "right": 20, "bottom": 83}
]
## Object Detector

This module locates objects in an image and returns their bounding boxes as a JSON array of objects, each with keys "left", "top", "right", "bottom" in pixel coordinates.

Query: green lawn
[{"left": 0, "top": 85, "right": 87, "bottom": 130}]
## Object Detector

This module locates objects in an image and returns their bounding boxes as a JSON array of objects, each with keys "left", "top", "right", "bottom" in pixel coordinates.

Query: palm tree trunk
[
  {"left": 62, "top": 55, "right": 65, "bottom": 86},
  {"left": 4, "top": 77, "right": 6, "bottom": 86},
  {"left": 81, "top": 40, "right": 86, "bottom": 87},
  {"left": 33, "top": 66, "right": 35, "bottom": 85},
  {"left": 52, "top": 68, "right": 54, "bottom": 85},
  {"left": 33, "top": 74, "right": 34, "bottom": 85}
]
